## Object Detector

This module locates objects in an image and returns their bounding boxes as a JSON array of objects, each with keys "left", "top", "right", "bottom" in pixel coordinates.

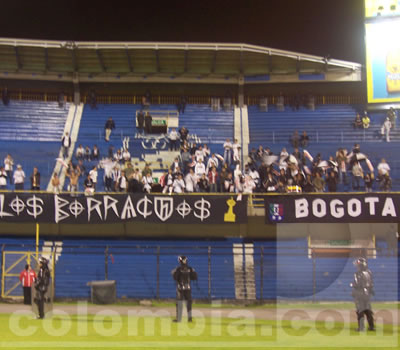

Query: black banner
[
  {"left": 0, "top": 193, "right": 247, "bottom": 224},
  {"left": 265, "top": 193, "right": 399, "bottom": 223}
]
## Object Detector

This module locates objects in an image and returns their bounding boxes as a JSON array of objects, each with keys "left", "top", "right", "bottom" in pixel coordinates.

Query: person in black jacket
[
  {"left": 136, "top": 110, "right": 145, "bottom": 132},
  {"left": 144, "top": 112, "right": 152, "bottom": 134},
  {"left": 171, "top": 256, "right": 197, "bottom": 322},
  {"left": 61, "top": 132, "right": 71, "bottom": 158},
  {"left": 34, "top": 257, "right": 51, "bottom": 319},
  {"left": 30, "top": 167, "right": 41, "bottom": 191},
  {"left": 326, "top": 171, "right": 337, "bottom": 192},
  {"left": 105, "top": 117, "right": 115, "bottom": 142},
  {"left": 350, "top": 257, "right": 375, "bottom": 331},
  {"left": 2, "top": 87, "right": 9, "bottom": 106}
]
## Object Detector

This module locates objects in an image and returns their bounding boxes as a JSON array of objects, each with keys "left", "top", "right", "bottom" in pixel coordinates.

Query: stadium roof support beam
[
  {"left": 44, "top": 48, "right": 50, "bottom": 71},
  {"left": 125, "top": 48, "right": 133, "bottom": 72},
  {"left": 96, "top": 49, "right": 106, "bottom": 72},
  {"left": 239, "top": 50, "right": 244, "bottom": 74},
  {"left": 211, "top": 50, "right": 218, "bottom": 74},
  {"left": 155, "top": 49, "right": 160, "bottom": 73},
  {"left": 71, "top": 49, "right": 78, "bottom": 72},
  {"left": 184, "top": 50, "right": 188, "bottom": 73},
  {"left": 14, "top": 47, "right": 22, "bottom": 70},
  {"left": 296, "top": 57, "right": 301, "bottom": 73},
  {"left": 266, "top": 53, "right": 272, "bottom": 74}
]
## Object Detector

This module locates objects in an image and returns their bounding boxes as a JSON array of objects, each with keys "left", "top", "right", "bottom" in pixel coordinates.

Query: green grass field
[{"left": 0, "top": 303, "right": 398, "bottom": 349}]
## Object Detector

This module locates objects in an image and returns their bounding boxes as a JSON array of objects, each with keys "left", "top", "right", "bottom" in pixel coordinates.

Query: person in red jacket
[{"left": 19, "top": 264, "right": 36, "bottom": 305}]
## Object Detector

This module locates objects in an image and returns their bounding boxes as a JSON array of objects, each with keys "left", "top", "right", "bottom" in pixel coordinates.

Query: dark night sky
[{"left": 0, "top": 0, "right": 365, "bottom": 63}]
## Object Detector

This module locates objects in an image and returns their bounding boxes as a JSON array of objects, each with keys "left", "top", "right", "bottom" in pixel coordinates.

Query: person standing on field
[
  {"left": 171, "top": 255, "right": 197, "bottom": 323},
  {"left": 19, "top": 264, "right": 36, "bottom": 305}
]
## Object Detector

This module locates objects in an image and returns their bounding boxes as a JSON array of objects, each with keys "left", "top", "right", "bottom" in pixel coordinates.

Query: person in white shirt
[
  {"left": 122, "top": 148, "right": 131, "bottom": 162},
  {"left": 243, "top": 175, "right": 256, "bottom": 194},
  {"left": 89, "top": 166, "right": 98, "bottom": 190},
  {"left": 233, "top": 164, "right": 242, "bottom": 182},
  {"left": 142, "top": 174, "right": 153, "bottom": 193},
  {"left": 162, "top": 169, "right": 175, "bottom": 194},
  {"left": 232, "top": 139, "right": 241, "bottom": 164},
  {"left": 223, "top": 138, "right": 233, "bottom": 166},
  {"left": 4, "top": 154, "right": 13, "bottom": 184},
  {"left": 235, "top": 175, "right": 244, "bottom": 193},
  {"left": 75, "top": 145, "right": 85, "bottom": 160},
  {"left": 377, "top": 158, "right": 390, "bottom": 176},
  {"left": 132, "top": 169, "right": 142, "bottom": 182},
  {"left": 279, "top": 148, "right": 289, "bottom": 169},
  {"left": 100, "top": 159, "right": 115, "bottom": 192},
  {"left": 114, "top": 149, "right": 123, "bottom": 163},
  {"left": 13, "top": 164, "right": 25, "bottom": 190},
  {"left": 249, "top": 168, "right": 260, "bottom": 189},
  {"left": 194, "top": 159, "right": 206, "bottom": 177},
  {"left": 188, "top": 155, "right": 197, "bottom": 172},
  {"left": 117, "top": 170, "right": 127, "bottom": 192},
  {"left": 382, "top": 118, "right": 392, "bottom": 142},
  {"left": 184, "top": 169, "right": 197, "bottom": 193},
  {"left": 173, "top": 174, "right": 186, "bottom": 193},
  {"left": 206, "top": 154, "right": 219, "bottom": 173},
  {"left": 195, "top": 146, "right": 204, "bottom": 163},
  {"left": 169, "top": 128, "right": 179, "bottom": 151},
  {"left": 0, "top": 166, "right": 7, "bottom": 189},
  {"left": 202, "top": 144, "right": 211, "bottom": 160}
]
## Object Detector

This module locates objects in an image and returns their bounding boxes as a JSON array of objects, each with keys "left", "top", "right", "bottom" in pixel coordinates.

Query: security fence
[{"left": 1, "top": 243, "right": 397, "bottom": 302}]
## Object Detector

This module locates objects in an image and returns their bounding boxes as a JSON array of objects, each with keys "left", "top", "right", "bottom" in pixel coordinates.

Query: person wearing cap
[
  {"left": 34, "top": 257, "right": 51, "bottom": 319},
  {"left": 19, "top": 264, "right": 36, "bottom": 305},
  {"left": 350, "top": 257, "right": 375, "bottom": 331},
  {"left": 171, "top": 256, "right": 197, "bottom": 322},
  {"left": 13, "top": 164, "right": 25, "bottom": 190}
]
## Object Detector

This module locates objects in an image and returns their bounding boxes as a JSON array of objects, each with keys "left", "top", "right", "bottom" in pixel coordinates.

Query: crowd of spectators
[
  {"left": 0, "top": 93, "right": 397, "bottom": 195},
  {"left": 0, "top": 154, "right": 43, "bottom": 191},
  {"left": 57, "top": 117, "right": 395, "bottom": 195}
]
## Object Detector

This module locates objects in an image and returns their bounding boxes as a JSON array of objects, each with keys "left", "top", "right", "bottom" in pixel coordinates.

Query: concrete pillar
[{"left": 238, "top": 75, "right": 244, "bottom": 107}]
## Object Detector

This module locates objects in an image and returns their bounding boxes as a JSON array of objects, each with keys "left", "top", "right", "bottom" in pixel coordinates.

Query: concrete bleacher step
[{"left": 0, "top": 101, "right": 71, "bottom": 188}]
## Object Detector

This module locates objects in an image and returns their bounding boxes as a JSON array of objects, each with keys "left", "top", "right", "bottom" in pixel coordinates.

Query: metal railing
[
  {"left": 0, "top": 90, "right": 365, "bottom": 106},
  {"left": 246, "top": 95, "right": 366, "bottom": 106},
  {"left": 1, "top": 243, "right": 396, "bottom": 302}
]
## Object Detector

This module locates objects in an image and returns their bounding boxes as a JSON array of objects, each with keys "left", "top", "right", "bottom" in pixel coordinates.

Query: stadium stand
[
  {"left": 248, "top": 104, "right": 360, "bottom": 144},
  {"left": 247, "top": 104, "right": 400, "bottom": 191},
  {"left": 0, "top": 101, "right": 70, "bottom": 189},
  {"left": 72, "top": 103, "right": 234, "bottom": 190}
]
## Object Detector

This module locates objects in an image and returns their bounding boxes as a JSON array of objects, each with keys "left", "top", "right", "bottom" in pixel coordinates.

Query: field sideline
[{"left": 0, "top": 301, "right": 398, "bottom": 350}]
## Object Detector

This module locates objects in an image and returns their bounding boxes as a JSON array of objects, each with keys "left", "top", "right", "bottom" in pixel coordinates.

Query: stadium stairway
[{"left": 0, "top": 101, "right": 70, "bottom": 189}]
